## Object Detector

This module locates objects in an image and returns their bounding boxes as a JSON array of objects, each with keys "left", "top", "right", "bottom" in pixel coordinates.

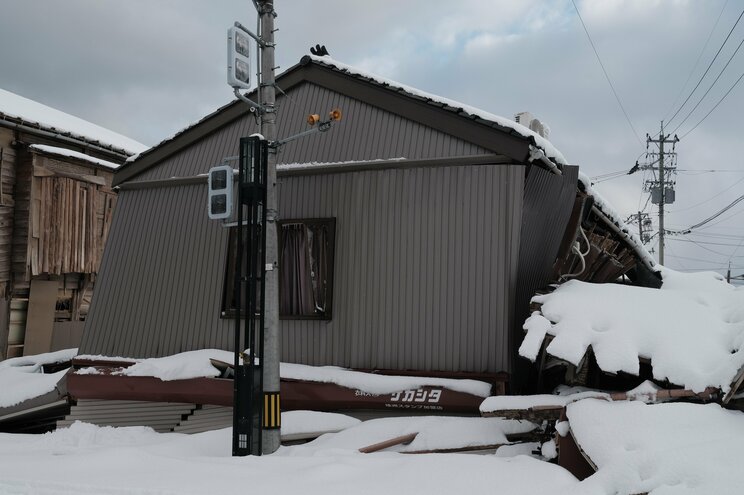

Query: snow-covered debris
[
  {"left": 567, "top": 399, "right": 744, "bottom": 495},
  {"left": 296, "top": 416, "right": 536, "bottom": 453},
  {"left": 480, "top": 391, "right": 609, "bottom": 414},
  {"left": 76, "top": 349, "right": 491, "bottom": 396},
  {"left": 280, "top": 410, "right": 361, "bottom": 438},
  {"left": 281, "top": 362, "right": 492, "bottom": 397},
  {"left": 519, "top": 270, "right": 744, "bottom": 392},
  {"left": 0, "top": 349, "right": 76, "bottom": 408},
  {"left": 29, "top": 144, "right": 121, "bottom": 170},
  {"left": 578, "top": 171, "right": 656, "bottom": 269},
  {"left": 0, "top": 88, "right": 147, "bottom": 155},
  {"left": 310, "top": 55, "right": 567, "bottom": 167}
]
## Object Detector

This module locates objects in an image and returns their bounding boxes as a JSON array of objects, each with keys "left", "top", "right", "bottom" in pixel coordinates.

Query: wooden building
[
  {"left": 0, "top": 88, "right": 146, "bottom": 359},
  {"left": 78, "top": 56, "right": 658, "bottom": 391}
]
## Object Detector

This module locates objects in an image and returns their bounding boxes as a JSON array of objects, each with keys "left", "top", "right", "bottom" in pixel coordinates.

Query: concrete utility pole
[
  {"left": 258, "top": 0, "right": 280, "bottom": 455},
  {"left": 645, "top": 122, "right": 678, "bottom": 265}
]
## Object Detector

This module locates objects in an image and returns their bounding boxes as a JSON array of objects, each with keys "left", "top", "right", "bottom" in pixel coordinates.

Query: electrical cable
[
  {"left": 571, "top": 0, "right": 643, "bottom": 147},
  {"left": 666, "top": 193, "right": 744, "bottom": 233},
  {"left": 667, "top": 176, "right": 744, "bottom": 213},
  {"left": 662, "top": 0, "right": 730, "bottom": 123},
  {"left": 666, "top": 7, "right": 744, "bottom": 127},
  {"left": 680, "top": 68, "right": 744, "bottom": 138},
  {"left": 671, "top": 34, "right": 744, "bottom": 135}
]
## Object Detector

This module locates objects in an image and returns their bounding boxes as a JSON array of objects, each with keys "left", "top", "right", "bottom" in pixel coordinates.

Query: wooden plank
[
  {"left": 22, "top": 279, "right": 58, "bottom": 355},
  {"left": 359, "top": 433, "right": 418, "bottom": 453}
]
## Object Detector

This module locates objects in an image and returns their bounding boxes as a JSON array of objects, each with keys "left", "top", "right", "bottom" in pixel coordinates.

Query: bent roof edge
[{"left": 115, "top": 55, "right": 568, "bottom": 186}]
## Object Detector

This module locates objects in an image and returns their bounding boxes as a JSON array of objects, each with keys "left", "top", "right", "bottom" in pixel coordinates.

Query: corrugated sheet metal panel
[
  {"left": 280, "top": 163, "right": 524, "bottom": 373},
  {"left": 80, "top": 163, "right": 523, "bottom": 374},
  {"left": 511, "top": 165, "right": 579, "bottom": 391},
  {"left": 80, "top": 185, "right": 233, "bottom": 357},
  {"left": 134, "top": 83, "right": 490, "bottom": 182}
]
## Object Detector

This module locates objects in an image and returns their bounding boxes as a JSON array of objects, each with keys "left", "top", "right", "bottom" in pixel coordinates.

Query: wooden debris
[{"left": 358, "top": 433, "right": 418, "bottom": 453}]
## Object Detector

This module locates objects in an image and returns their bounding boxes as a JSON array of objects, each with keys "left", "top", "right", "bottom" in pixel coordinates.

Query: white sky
[{"left": 1, "top": 0, "right": 743, "bottom": 279}]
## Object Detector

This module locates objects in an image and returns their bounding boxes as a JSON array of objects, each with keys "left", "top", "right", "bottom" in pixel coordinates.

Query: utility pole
[
  {"left": 644, "top": 122, "right": 678, "bottom": 265},
  {"left": 258, "top": 0, "right": 280, "bottom": 455}
]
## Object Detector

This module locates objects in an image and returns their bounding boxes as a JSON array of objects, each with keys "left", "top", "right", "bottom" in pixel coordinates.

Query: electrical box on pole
[
  {"left": 227, "top": 26, "right": 252, "bottom": 89},
  {"left": 231, "top": 135, "right": 269, "bottom": 456},
  {"left": 207, "top": 165, "right": 234, "bottom": 220}
]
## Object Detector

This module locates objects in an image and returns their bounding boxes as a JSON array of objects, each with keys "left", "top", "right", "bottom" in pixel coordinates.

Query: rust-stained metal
[{"left": 358, "top": 433, "right": 418, "bottom": 453}]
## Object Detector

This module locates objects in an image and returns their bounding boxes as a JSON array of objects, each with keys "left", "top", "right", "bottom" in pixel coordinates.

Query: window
[{"left": 222, "top": 218, "right": 335, "bottom": 320}]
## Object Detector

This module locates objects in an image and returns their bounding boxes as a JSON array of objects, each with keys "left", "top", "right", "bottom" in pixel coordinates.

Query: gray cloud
[{"left": 1, "top": 0, "right": 743, "bottom": 277}]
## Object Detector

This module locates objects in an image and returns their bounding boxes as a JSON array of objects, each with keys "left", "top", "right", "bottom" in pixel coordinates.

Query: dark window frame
[{"left": 221, "top": 218, "right": 336, "bottom": 321}]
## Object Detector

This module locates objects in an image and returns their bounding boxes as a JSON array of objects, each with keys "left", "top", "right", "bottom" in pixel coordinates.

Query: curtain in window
[
  {"left": 309, "top": 223, "right": 329, "bottom": 313},
  {"left": 280, "top": 224, "right": 315, "bottom": 315}
]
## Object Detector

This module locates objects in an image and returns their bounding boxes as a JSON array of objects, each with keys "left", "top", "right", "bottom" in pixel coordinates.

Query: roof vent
[{"left": 514, "top": 111, "right": 551, "bottom": 139}]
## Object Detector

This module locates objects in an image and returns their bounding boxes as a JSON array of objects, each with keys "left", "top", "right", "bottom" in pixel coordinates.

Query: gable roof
[
  {"left": 115, "top": 55, "right": 569, "bottom": 186},
  {"left": 0, "top": 88, "right": 147, "bottom": 157}
]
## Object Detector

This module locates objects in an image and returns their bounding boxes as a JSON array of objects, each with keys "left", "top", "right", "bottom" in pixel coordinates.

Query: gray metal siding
[
  {"left": 279, "top": 164, "right": 523, "bottom": 372},
  {"left": 81, "top": 163, "right": 523, "bottom": 373},
  {"left": 134, "top": 83, "right": 489, "bottom": 182},
  {"left": 511, "top": 165, "right": 579, "bottom": 391}
]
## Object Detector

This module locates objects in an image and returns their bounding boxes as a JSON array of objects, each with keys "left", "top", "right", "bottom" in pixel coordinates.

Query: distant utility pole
[
  {"left": 258, "top": 0, "right": 281, "bottom": 455},
  {"left": 627, "top": 211, "right": 652, "bottom": 244},
  {"left": 641, "top": 122, "right": 678, "bottom": 265}
]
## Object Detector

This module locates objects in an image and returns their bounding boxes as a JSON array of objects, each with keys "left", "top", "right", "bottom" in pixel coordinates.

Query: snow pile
[
  {"left": 29, "top": 144, "right": 121, "bottom": 170},
  {"left": 309, "top": 55, "right": 567, "bottom": 167},
  {"left": 567, "top": 399, "right": 744, "bottom": 495},
  {"left": 578, "top": 172, "right": 656, "bottom": 269},
  {"left": 519, "top": 270, "right": 744, "bottom": 392},
  {"left": 0, "top": 88, "right": 147, "bottom": 155},
  {"left": 281, "top": 410, "right": 361, "bottom": 438},
  {"left": 0, "top": 348, "right": 77, "bottom": 408},
  {"left": 0, "top": 420, "right": 578, "bottom": 494},
  {"left": 77, "top": 349, "right": 491, "bottom": 396},
  {"left": 480, "top": 391, "right": 609, "bottom": 413},
  {"left": 118, "top": 349, "right": 230, "bottom": 381},
  {"left": 281, "top": 362, "right": 492, "bottom": 397},
  {"left": 299, "top": 416, "right": 536, "bottom": 453}
]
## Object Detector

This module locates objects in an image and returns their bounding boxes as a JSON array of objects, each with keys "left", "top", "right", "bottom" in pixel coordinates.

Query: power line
[
  {"left": 667, "top": 176, "right": 744, "bottom": 213},
  {"left": 571, "top": 0, "right": 642, "bottom": 146},
  {"left": 680, "top": 68, "right": 744, "bottom": 138},
  {"left": 662, "top": 0, "right": 730, "bottom": 122},
  {"left": 671, "top": 34, "right": 744, "bottom": 135},
  {"left": 666, "top": 7, "right": 744, "bottom": 127},
  {"left": 667, "top": 193, "right": 744, "bottom": 233}
]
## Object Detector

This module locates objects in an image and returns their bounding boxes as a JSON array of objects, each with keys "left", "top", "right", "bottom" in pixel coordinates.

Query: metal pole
[
  {"left": 258, "top": 0, "right": 280, "bottom": 454},
  {"left": 658, "top": 121, "right": 665, "bottom": 265},
  {"left": 637, "top": 211, "right": 643, "bottom": 242}
]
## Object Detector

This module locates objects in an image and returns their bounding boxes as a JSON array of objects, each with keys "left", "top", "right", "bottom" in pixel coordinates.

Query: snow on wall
[
  {"left": 519, "top": 270, "right": 744, "bottom": 392},
  {"left": 29, "top": 144, "right": 120, "bottom": 170},
  {"left": 310, "top": 55, "right": 568, "bottom": 167},
  {"left": 0, "top": 88, "right": 147, "bottom": 155}
]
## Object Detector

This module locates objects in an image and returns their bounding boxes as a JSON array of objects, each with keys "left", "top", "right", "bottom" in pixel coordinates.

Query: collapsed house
[{"left": 0, "top": 88, "right": 146, "bottom": 360}]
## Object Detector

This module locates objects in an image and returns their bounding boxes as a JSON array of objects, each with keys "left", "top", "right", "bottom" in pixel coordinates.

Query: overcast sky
[{"left": 1, "top": 0, "right": 743, "bottom": 279}]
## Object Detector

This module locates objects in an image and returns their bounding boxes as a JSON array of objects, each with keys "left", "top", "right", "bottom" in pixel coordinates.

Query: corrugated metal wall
[
  {"left": 134, "top": 83, "right": 490, "bottom": 182},
  {"left": 511, "top": 165, "right": 579, "bottom": 391},
  {"left": 81, "top": 163, "right": 524, "bottom": 373}
]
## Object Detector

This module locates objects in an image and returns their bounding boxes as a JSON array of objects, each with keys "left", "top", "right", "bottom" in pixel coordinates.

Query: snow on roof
[
  {"left": 29, "top": 144, "right": 120, "bottom": 170},
  {"left": 519, "top": 269, "right": 744, "bottom": 392},
  {"left": 76, "top": 349, "right": 492, "bottom": 397},
  {"left": 567, "top": 399, "right": 744, "bottom": 494},
  {"left": 309, "top": 55, "right": 568, "bottom": 166},
  {"left": 0, "top": 88, "right": 147, "bottom": 156},
  {"left": 578, "top": 171, "right": 656, "bottom": 269},
  {"left": 0, "top": 348, "right": 76, "bottom": 408}
]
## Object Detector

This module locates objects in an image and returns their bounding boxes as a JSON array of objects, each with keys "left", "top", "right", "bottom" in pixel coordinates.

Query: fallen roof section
[{"left": 519, "top": 269, "right": 744, "bottom": 393}]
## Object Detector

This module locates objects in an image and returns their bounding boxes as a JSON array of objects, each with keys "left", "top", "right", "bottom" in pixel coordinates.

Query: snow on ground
[
  {"left": 0, "top": 349, "right": 77, "bottom": 408},
  {"left": 0, "top": 418, "right": 578, "bottom": 495},
  {"left": 281, "top": 410, "right": 361, "bottom": 437},
  {"left": 519, "top": 269, "right": 744, "bottom": 392},
  {"left": 29, "top": 144, "right": 121, "bottom": 169},
  {"left": 0, "top": 88, "right": 147, "bottom": 155},
  {"left": 567, "top": 399, "right": 744, "bottom": 495}
]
